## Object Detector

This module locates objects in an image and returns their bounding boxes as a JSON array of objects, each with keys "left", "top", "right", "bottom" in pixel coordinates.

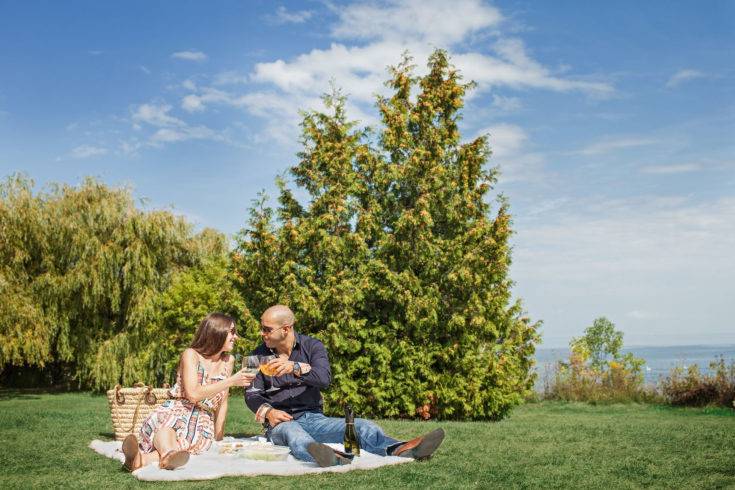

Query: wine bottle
[{"left": 343, "top": 405, "right": 361, "bottom": 456}]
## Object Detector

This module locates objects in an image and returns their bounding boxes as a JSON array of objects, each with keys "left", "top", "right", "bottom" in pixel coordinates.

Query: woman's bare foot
[
  {"left": 159, "top": 450, "right": 189, "bottom": 470},
  {"left": 122, "top": 435, "right": 142, "bottom": 472}
]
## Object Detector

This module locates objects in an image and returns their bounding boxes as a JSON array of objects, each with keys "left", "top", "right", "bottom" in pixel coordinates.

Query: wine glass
[
  {"left": 243, "top": 355, "right": 261, "bottom": 393},
  {"left": 259, "top": 355, "right": 279, "bottom": 393}
]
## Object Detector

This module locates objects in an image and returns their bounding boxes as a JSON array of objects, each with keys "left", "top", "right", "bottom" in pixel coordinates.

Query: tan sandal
[
  {"left": 122, "top": 435, "right": 142, "bottom": 472},
  {"left": 159, "top": 450, "right": 189, "bottom": 470}
]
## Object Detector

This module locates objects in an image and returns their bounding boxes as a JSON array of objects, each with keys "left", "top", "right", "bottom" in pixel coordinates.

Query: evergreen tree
[
  {"left": 0, "top": 175, "right": 244, "bottom": 389},
  {"left": 234, "top": 50, "right": 539, "bottom": 420}
]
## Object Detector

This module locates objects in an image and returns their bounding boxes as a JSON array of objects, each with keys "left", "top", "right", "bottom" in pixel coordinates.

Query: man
[{"left": 245, "top": 304, "right": 445, "bottom": 467}]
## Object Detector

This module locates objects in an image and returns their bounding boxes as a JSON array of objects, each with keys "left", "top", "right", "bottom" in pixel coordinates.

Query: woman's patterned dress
[{"left": 138, "top": 354, "right": 230, "bottom": 454}]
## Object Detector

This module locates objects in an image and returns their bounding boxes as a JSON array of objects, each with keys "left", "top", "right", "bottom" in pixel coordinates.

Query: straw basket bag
[{"left": 106, "top": 382, "right": 171, "bottom": 441}]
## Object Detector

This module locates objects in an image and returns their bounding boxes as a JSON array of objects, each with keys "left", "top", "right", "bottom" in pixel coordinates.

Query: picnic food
[{"left": 217, "top": 441, "right": 290, "bottom": 461}]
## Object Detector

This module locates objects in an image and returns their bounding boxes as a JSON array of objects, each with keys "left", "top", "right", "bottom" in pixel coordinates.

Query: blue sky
[{"left": 2, "top": 0, "right": 733, "bottom": 347}]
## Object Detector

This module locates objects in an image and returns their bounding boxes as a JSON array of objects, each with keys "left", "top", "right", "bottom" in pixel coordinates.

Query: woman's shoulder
[
  {"left": 181, "top": 348, "right": 201, "bottom": 364},
  {"left": 221, "top": 352, "right": 235, "bottom": 367}
]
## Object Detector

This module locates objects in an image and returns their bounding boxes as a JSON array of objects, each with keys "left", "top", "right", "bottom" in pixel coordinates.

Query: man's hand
[
  {"left": 266, "top": 408, "right": 293, "bottom": 428},
  {"left": 268, "top": 356, "right": 295, "bottom": 376}
]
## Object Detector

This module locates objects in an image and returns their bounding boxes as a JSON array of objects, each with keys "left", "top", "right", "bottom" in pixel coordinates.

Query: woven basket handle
[
  {"left": 114, "top": 385, "right": 125, "bottom": 404},
  {"left": 125, "top": 383, "right": 150, "bottom": 433},
  {"left": 144, "top": 386, "right": 156, "bottom": 405}
]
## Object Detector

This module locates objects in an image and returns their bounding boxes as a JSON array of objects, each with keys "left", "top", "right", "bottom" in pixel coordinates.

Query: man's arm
[
  {"left": 266, "top": 339, "right": 332, "bottom": 388},
  {"left": 300, "top": 339, "right": 331, "bottom": 389}
]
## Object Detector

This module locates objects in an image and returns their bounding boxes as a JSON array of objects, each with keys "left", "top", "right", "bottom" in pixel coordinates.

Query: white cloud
[
  {"left": 155, "top": 0, "right": 614, "bottom": 148},
  {"left": 180, "top": 88, "right": 233, "bottom": 113},
  {"left": 272, "top": 6, "right": 313, "bottom": 24},
  {"left": 480, "top": 123, "right": 527, "bottom": 158},
  {"left": 171, "top": 50, "right": 208, "bottom": 62},
  {"left": 666, "top": 69, "right": 705, "bottom": 88},
  {"left": 213, "top": 71, "right": 249, "bottom": 86},
  {"left": 640, "top": 163, "right": 702, "bottom": 174},
  {"left": 626, "top": 310, "right": 661, "bottom": 320},
  {"left": 455, "top": 40, "right": 613, "bottom": 96},
  {"left": 492, "top": 94, "right": 522, "bottom": 112},
  {"left": 69, "top": 144, "right": 108, "bottom": 159},
  {"left": 574, "top": 137, "right": 659, "bottom": 156},
  {"left": 132, "top": 103, "right": 185, "bottom": 127},
  {"left": 233, "top": 0, "right": 613, "bottom": 144},
  {"left": 475, "top": 123, "right": 546, "bottom": 183},
  {"left": 331, "top": 0, "right": 503, "bottom": 45},
  {"left": 130, "top": 102, "right": 225, "bottom": 147},
  {"left": 149, "top": 126, "right": 223, "bottom": 145},
  {"left": 512, "top": 196, "right": 735, "bottom": 345}
]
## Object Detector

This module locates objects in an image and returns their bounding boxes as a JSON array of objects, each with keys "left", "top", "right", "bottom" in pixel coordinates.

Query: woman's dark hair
[{"left": 190, "top": 313, "right": 236, "bottom": 357}]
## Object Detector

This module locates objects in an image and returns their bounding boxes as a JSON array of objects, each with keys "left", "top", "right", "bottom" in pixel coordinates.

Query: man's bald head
[{"left": 262, "top": 304, "right": 295, "bottom": 327}]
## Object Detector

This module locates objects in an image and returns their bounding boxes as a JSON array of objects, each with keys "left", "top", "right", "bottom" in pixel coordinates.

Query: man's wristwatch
[{"left": 293, "top": 362, "right": 302, "bottom": 377}]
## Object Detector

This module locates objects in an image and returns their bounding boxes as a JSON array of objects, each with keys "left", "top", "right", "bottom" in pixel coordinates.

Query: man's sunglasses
[{"left": 259, "top": 324, "right": 288, "bottom": 334}]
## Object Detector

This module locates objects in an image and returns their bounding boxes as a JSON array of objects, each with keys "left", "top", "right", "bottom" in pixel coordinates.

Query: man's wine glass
[{"left": 259, "top": 355, "right": 279, "bottom": 393}]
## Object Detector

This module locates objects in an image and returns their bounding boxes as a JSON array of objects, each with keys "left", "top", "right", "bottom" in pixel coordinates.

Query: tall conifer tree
[{"left": 234, "top": 50, "right": 539, "bottom": 420}]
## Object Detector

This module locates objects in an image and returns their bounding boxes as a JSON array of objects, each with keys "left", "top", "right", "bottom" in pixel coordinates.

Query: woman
[{"left": 122, "top": 312, "right": 255, "bottom": 471}]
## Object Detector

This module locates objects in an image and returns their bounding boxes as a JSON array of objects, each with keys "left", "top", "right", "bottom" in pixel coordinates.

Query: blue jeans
[{"left": 266, "top": 411, "right": 403, "bottom": 462}]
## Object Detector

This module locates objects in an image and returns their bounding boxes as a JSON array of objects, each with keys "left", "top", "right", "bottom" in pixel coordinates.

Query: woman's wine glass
[{"left": 243, "top": 355, "right": 261, "bottom": 393}]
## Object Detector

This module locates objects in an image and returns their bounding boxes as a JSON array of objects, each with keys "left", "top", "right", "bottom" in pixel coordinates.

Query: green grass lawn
[{"left": 1, "top": 391, "right": 733, "bottom": 489}]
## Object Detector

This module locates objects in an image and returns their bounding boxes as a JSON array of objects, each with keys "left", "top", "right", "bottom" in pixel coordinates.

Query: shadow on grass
[{"left": 0, "top": 389, "right": 45, "bottom": 401}]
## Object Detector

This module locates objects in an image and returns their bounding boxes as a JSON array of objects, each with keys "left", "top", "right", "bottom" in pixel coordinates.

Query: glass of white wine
[{"left": 243, "top": 355, "right": 261, "bottom": 393}]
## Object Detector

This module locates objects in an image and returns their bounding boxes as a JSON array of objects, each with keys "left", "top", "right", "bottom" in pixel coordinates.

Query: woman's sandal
[
  {"left": 122, "top": 435, "right": 142, "bottom": 472},
  {"left": 159, "top": 450, "right": 189, "bottom": 470}
]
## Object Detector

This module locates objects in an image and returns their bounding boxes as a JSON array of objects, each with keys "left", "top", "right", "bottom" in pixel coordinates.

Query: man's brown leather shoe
[
  {"left": 391, "top": 428, "right": 445, "bottom": 460},
  {"left": 307, "top": 442, "right": 353, "bottom": 467}
]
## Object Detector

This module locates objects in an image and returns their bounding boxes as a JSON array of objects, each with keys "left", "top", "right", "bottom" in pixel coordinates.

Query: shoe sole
[
  {"left": 122, "top": 435, "right": 139, "bottom": 471},
  {"left": 160, "top": 450, "right": 189, "bottom": 470},
  {"left": 413, "top": 428, "right": 446, "bottom": 460},
  {"left": 307, "top": 443, "right": 337, "bottom": 467}
]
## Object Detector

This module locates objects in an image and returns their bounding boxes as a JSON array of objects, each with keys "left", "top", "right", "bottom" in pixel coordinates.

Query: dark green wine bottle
[{"left": 343, "top": 405, "right": 361, "bottom": 456}]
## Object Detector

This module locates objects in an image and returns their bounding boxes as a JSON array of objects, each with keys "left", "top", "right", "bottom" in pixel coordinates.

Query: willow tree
[
  {"left": 234, "top": 50, "right": 539, "bottom": 420},
  {"left": 0, "top": 175, "right": 244, "bottom": 389}
]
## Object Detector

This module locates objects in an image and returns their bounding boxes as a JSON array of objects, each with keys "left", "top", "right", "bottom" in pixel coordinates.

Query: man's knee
[
  {"left": 272, "top": 421, "right": 313, "bottom": 447},
  {"left": 355, "top": 418, "right": 384, "bottom": 438}
]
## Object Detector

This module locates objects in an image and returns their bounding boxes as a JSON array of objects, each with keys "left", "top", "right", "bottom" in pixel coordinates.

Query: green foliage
[
  {"left": 0, "top": 175, "right": 241, "bottom": 390},
  {"left": 571, "top": 317, "right": 624, "bottom": 370},
  {"left": 660, "top": 357, "right": 735, "bottom": 407},
  {"left": 234, "top": 50, "right": 539, "bottom": 420},
  {"left": 545, "top": 317, "right": 653, "bottom": 403}
]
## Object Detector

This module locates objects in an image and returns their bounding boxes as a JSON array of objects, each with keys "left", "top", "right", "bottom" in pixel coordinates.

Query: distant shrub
[
  {"left": 544, "top": 317, "right": 659, "bottom": 403},
  {"left": 660, "top": 357, "right": 735, "bottom": 408},
  {"left": 544, "top": 349, "right": 659, "bottom": 404}
]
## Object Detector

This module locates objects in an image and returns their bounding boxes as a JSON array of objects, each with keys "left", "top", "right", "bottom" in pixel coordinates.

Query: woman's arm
[
  {"left": 214, "top": 391, "right": 229, "bottom": 440},
  {"left": 180, "top": 348, "right": 251, "bottom": 403},
  {"left": 213, "top": 355, "right": 235, "bottom": 440}
]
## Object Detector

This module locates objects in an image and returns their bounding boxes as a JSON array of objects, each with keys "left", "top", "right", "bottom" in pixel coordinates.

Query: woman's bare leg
[
  {"left": 153, "top": 427, "right": 189, "bottom": 469},
  {"left": 153, "top": 427, "right": 180, "bottom": 457},
  {"left": 140, "top": 450, "right": 160, "bottom": 466}
]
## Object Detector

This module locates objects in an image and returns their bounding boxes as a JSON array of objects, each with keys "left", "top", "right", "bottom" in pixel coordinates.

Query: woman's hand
[{"left": 228, "top": 368, "right": 256, "bottom": 388}]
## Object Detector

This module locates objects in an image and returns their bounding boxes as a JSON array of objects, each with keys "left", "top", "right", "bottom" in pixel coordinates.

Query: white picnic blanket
[{"left": 89, "top": 437, "right": 412, "bottom": 481}]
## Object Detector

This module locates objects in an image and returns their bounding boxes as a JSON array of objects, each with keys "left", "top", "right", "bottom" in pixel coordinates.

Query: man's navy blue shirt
[{"left": 244, "top": 332, "right": 331, "bottom": 419}]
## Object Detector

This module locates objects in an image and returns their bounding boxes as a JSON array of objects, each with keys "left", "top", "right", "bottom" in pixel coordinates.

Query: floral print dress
[{"left": 138, "top": 354, "right": 230, "bottom": 455}]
